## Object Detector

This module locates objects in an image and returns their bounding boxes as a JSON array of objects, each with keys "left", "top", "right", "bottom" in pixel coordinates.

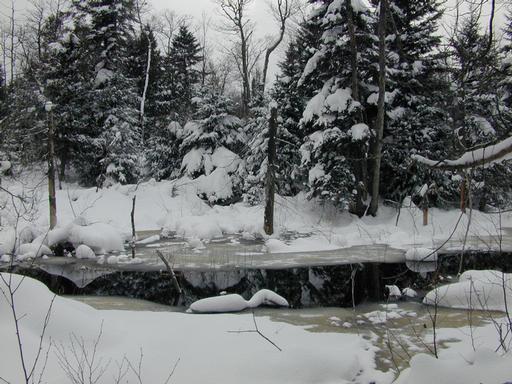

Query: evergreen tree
[
  {"left": 145, "top": 121, "right": 182, "bottom": 180},
  {"left": 444, "top": 14, "right": 512, "bottom": 209},
  {"left": 378, "top": 0, "right": 450, "bottom": 203},
  {"left": 297, "top": 0, "right": 374, "bottom": 212},
  {"left": 71, "top": 0, "right": 142, "bottom": 186},
  {"left": 179, "top": 88, "right": 246, "bottom": 204},
  {"left": 168, "top": 25, "right": 202, "bottom": 123}
]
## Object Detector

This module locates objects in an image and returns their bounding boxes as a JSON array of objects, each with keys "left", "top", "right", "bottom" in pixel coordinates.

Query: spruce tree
[
  {"left": 297, "top": 0, "right": 374, "bottom": 212},
  {"left": 169, "top": 25, "right": 202, "bottom": 123},
  {"left": 71, "top": 0, "right": 142, "bottom": 186},
  {"left": 179, "top": 88, "right": 245, "bottom": 204},
  {"left": 378, "top": 0, "right": 450, "bottom": 203},
  {"left": 445, "top": 14, "right": 512, "bottom": 209}
]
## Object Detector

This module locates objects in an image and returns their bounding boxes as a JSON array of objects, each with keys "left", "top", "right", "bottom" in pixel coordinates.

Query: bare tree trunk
[
  {"left": 347, "top": 2, "right": 367, "bottom": 217},
  {"left": 262, "top": 0, "right": 296, "bottom": 94},
  {"left": 140, "top": 38, "right": 151, "bottom": 144},
  {"left": 156, "top": 250, "right": 183, "bottom": 306},
  {"left": 9, "top": 0, "right": 15, "bottom": 82},
  {"left": 368, "top": 0, "right": 387, "bottom": 216},
  {"left": 264, "top": 106, "right": 278, "bottom": 235},
  {"left": 47, "top": 103, "right": 57, "bottom": 229},
  {"left": 131, "top": 195, "right": 136, "bottom": 259}
]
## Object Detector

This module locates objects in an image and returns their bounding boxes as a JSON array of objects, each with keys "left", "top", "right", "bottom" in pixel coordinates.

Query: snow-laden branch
[{"left": 412, "top": 136, "right": 512, "bottom": 170}]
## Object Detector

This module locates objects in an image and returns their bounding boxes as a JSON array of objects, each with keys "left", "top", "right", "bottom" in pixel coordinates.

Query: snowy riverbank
[{"left": 1, "top": 171, "right": 511, "bottom": 261}]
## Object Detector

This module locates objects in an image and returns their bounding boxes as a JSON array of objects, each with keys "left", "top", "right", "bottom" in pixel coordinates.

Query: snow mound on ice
[
  {"left": 423, "top": 270, "right": 512, "bottom": 312},
  {"left": 405, "top": 248, "right": 438, "bottom": 262},
  {"left": 402, "top": 287, "right": 418, "bottom": 298},
  {"left": 17, "top": 241, "right": 53, "bottom": 259},
  {"left": 48, "top": 219, "right": 124, "bottom": 255},
  {"left": 75, "top": 244, "right": 96, "bottom": 259},
  {"left": 190, "top": 289, "right": 289, "bottom": 313}
]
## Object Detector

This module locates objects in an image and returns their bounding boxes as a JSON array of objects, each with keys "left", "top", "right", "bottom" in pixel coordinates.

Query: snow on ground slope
[
  {"left": 394, "top": 312, "right": 512, "bottom": 384},
  {"left": 1, "top": 170, "right": 511, "bottom": 256},
  {"left": 0, "top": 274, "right": 392, "bottom": 384}
]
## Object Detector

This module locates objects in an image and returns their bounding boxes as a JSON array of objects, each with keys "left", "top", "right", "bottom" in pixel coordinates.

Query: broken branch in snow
[
  {"left": 228, "top": 311, "right": 282, "bottom": 352},
  {"left": 412, "top": 136, "right": 512, "bottom": 170},
  {"left": 156, "top": 250, "right": 182, "bottom": 305}
]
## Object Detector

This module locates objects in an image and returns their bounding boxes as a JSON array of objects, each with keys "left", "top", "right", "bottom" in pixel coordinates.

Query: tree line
[{"left": 0, "top": 0, "right": 511, "bottom": 215}]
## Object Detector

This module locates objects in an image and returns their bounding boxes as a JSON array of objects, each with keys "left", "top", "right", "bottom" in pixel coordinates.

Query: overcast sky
[{"left": 0, "top": 0, "right": 509, "bottom": 83}]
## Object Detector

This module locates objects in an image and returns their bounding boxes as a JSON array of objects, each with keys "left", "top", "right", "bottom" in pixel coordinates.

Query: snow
[
  {"left": 94, "top": 68, "right": 114, "bottom": 87},
  {"left": 181, "top": 147, "right": 205, "bottom": 175},
  {"left": 385, "top": 284, "right": 402, "bottom": 298},
  {"left": 0, "top": 227, "right": 15, "bottom": 256},
  {"left": 48, "top": 220, "right": 124, "bottom": 254},
  {"left": 308, "top": 163, "right": 325, "bottom": 184},
  {"left": 0, "top": 160, "right": 11, "bottom": 173},
  {"left": 325, "top": 87, "right": 353, "bottom": 113},
  {"left": 423, "top": 270, "right": 512, "bottom": 312},
  {"left": 17, "top": 241, "right": 53, "bottom": 259},
  {"left": 395, "top": 349, "right": 512, "bottom": 384},
  {"left": 0, "top": 274, "right": 391, "bottom": 384},
  {"left": 75, "top": 244, "right": 96, "bottom": 259},
  {"left": 412, "top": 136, "right": 512, "bottom": 168},
  {"left": 136, "top": 234, "right": 160, "bottom": 244},
  {"left": 351, "top": 0, "right": 373, "bottom": 13},
  {"left": 405, "top": 248, "right": 438, "bottom": 262},
  {"left": 190, "top": 289, "right": 289, "bottom": 313},
  {"left": 402, "top": 288, "right": 418, "bottom": 298},
  {"left": 349, "top": 123, "right": 370, "bottom": 141},
  {"left": 2, "top": 170, "right": 512, "bottom": 261}
]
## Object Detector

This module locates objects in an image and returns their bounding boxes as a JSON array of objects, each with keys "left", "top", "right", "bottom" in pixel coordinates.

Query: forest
[
  {"left": 1, "top": 1, "right": 512, "bottom": 384},
  {"left": 0, "top": 0, "right": 510, "bottom": 216}
]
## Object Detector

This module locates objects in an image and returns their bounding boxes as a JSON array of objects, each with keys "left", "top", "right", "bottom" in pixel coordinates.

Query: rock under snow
[
  {"left": 386, "top": 285, "right": 402, "bottom": 299},
  {"left": 17, "top": 243, "right": 53, "bottom": 259},
  {"left": 189, "top": 289, "right": 289, "bottom": 313},
  {"left": 48, "top": 220, "right": 124, "bottom": 254},
  {"left": 423, "top": 270, "right": 512, "bottom": 312},
  {"left": 75, "top": 244, "right": 96, "bottom": 259},
  {"left": 402, "top": 287, "right": 418, "bottom": 298}
]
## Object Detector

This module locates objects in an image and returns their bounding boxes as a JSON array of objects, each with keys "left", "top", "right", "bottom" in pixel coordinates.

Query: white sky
[{"left": 0, "top": 0, "right": 509, "bottom": 83}]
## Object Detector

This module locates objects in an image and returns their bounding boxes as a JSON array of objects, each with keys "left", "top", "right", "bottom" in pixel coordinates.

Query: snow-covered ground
[
  {"left": 1, "top": 170, "right": 511, "bottom": 261},
  {"left": 0, "top": 273, "right": 392, "bottom": 384},
  {"left": 2, "top": 273, "right": 512, "bottom": 384}
]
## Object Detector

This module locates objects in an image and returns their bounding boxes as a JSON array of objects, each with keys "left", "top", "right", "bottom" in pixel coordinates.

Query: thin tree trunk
[
  {"left": 131, "top": 195, "right": 136, "bottom": 259},
  {"left": 264, "top": 106, "right": 278, "bottom": 235},
  {"left": 140, "top": 38, "right": 152, "bottom": 144},
  {"left": 47, "top": 104, "right": 57, "bottom": 229},
  {"left": 347, "top": 2, "right": 367, "bottom": 217},
  {"left": 9, "top": 0, "right": 15, "bottom": 82},
  {"left": 369, "top": 0, "right": 387, "bottom": 216},
  {"left": 262, "top": 27, "right": 285, "bottom": 95}
]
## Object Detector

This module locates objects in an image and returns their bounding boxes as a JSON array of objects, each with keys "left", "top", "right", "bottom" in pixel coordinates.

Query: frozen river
[{"left": 68, "top": 295, "right": 499, "bottom": 373}]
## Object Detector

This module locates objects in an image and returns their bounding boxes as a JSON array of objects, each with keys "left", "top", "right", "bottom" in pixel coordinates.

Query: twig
[{"left": 228, "top": 311, "right": 282, "bottom": 352}]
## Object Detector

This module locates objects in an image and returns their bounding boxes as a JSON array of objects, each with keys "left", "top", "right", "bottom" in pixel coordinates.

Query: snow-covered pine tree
[
  {"left": 144, "top": 24, "right": 201, "bottom": 181},
  {"left": 245, "top": 22, "right": 323, "bottom": 205},
  {"left": 273, "top": 18, "right": 326, "bottom": 195},
  {"left": 168, "top": 24, "right": 202, "bottom": 123},
  {"left": 377, "top": 0, "right": 451, "bottom": 204},
  {"left": 145, "top": 121, "right": 182, "bottom": 181},
  {"left": 443, "top": 13, "right": 512, "bottom": 209},
  {"left": 71, "top": 0, "right": 142, "bottom": 186},
  {"left": 298, "top": 0, "right": 375, "bottom": 214},
  {"left": 179, "top": 88, "right": 246, "bottom": 204}
]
